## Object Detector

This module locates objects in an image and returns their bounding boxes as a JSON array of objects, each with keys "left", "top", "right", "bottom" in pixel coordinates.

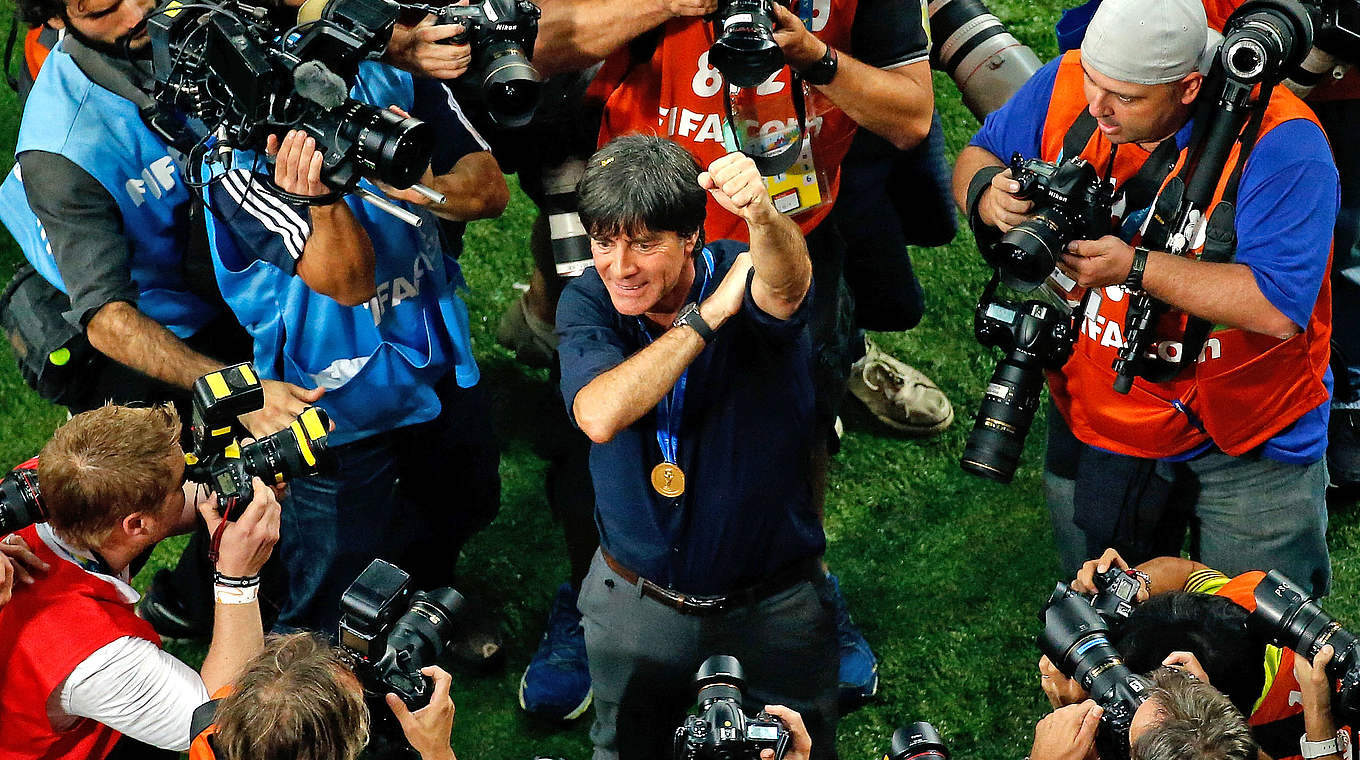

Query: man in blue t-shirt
[
  {"left": 557, "top": 136, "right": 836, "bottom": 760},
  {"left": 951, "top": 0, "right": 1338, "bottom": 594},
  {"left": 202, "top": 65, "right": 509, "bottom": 635}
]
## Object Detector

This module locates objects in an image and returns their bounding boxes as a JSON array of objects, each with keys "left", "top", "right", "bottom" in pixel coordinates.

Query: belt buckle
[{"left": 681, "top": 593, "right": 726, "bottom": 615}]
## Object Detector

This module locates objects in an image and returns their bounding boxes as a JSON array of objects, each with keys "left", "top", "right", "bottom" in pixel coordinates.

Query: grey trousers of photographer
[
  {"left": 1044, "top": 410, "right": 1331, "bottom": 596},
  {"left": 579, "top": 551, "right": 839, "bottom": 760}
]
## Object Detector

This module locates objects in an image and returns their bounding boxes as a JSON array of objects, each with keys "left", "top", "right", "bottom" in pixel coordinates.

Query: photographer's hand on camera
[
  {"left": 1162, "top": 651, "right": 1211, "bottom": 683},
  {"left": 387, "top": 13, "right": 473, "bottom": 80},
  {"left": 386, "top": 665, "right": 458, "bottom": 760},
  {"left": 240, "top": 379, "right": 327, "bottom": 438},
  {"left": 761, "top": 705, "right": 812, "bottom": 760},
  {"left": 1296, "top": 645, "right": 1341, "bottom": 756},
  {"left": 1040, "top": 655, "right": 1090, "bottom": 708},
  {"left": 1032, "top": 701, "right": 1104, "bottom": 760},
  {"left": 1072, "top": 549, "right": 1150, "bottom": 602},
  {"left": 976, "top": 169, "right": 1036, "bottom": 233},
  {"left": 1060, "top": 237, "right": 1139, "bottom": 289}
]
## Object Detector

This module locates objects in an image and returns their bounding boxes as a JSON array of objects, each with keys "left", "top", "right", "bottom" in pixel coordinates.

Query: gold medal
[{"left": 650, "top": 462, "right": 686, "bottom": 497}]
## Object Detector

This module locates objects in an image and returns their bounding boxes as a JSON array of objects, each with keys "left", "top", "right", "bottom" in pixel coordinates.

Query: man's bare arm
[
  {"left": 532, "top": 0, "right": 716, "bottom": 76},
  {"left": 86, "top": 302, "right": 222, "bottom": 389}
]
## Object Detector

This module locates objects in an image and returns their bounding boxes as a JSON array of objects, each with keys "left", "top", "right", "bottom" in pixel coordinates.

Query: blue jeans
[
  {"left": 276, "top": 376, "right": 500, "bottom": 634},
  {"left": 1045, "top": 410, "right": 1331, "bottom": 596}
]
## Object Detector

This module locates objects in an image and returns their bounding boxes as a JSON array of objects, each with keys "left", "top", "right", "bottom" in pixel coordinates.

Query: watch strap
[
  {"left": 799, "top": 44, "right": 838, "bottom": 86},
  {"left": 1301, "top": 733, "right": 1343, "bottom": 760},
  {"left": 673, "top": 303, "right": 714, "bottom": 343},
  {"left": 1124, "top": 246, "right": 1150, "bottom": 291}
]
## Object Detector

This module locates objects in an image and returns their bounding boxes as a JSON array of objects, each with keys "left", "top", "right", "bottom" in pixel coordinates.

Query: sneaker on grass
[
  {"left": 848, "top": 336, "right": 953, "bottom": 436},
  {"left": 826, "top": 572, "right": 879, "bottom": 712},
  {"left": 519, "top": 583, "right": 593, "bottom": 721}
]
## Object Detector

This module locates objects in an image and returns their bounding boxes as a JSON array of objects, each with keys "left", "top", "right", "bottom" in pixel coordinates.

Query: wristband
[
  {"left": 1301, "top": 731, "right": 1347, "bottom": 760},
  {"left": 966, "top": 166, "right": 1007, "bottom": 252},
  {"left": 1133, "top": 569, "right": 1152, "bottom": 597},
  {"left": 212, "top": 572, "right": 262, "bottom": 588},
  {"left": 1124, "top": 246, "right": 1150, "bottom": 291},
  {"left": 798, "top": 44, "right": 838, "bottom": 86},
  {"left": 214, "top": 582, "right": 260, "bottom": 605}
]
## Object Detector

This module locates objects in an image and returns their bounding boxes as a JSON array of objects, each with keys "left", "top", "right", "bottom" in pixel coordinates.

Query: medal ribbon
[{"left": 637, "top": 247, "right": 716, "bottom": 471}]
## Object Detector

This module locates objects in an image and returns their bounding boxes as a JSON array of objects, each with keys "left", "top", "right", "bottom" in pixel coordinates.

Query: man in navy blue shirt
[{"left": 557, "top": 135, "right": 836, "bottom": 760}]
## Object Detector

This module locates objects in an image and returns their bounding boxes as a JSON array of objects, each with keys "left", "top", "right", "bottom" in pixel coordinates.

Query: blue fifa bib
[
  {"left": 205, "top": 62, "right": 479, "bottom": 445},
  {"left": 0, "top": 42, "right": 219, "bottom": 337}
]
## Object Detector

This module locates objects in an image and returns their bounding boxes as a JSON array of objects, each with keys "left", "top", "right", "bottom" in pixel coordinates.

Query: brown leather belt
[{"left": 600, "top": 549, "right": 822, "bottom": 616}]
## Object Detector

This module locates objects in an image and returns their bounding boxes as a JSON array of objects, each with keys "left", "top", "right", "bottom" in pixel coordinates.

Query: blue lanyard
[{"left": 636, "top": 247, "right": 716, "bottom": 467}]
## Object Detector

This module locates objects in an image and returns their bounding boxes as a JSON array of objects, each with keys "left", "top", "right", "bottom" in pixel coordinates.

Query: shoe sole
[
  {"left": 856, "top": 395, "right": 956, "bottom": 437},
  {"left": 518, "top": 669, "right": 594, "bottom": 722}
]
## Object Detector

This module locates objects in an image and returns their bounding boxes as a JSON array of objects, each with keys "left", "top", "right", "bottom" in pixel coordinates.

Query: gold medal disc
[{"left": 650, "top": 462, "right": 686, "bottom": 497}]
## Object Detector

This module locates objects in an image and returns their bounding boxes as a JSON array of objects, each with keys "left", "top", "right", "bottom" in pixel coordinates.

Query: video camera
[
  {"left": 406, "top": 0, "right": 542, "bottom": 128},
  {"left": 184, "top": 363, "right": 332, "bottom": 515},
  {"left": 0, "top": 459, "right": 43, "bottom": 534},
  {"left": 1249, "top": 569, "right": 1360, "bottom": 719},
  {"left": 1038, "top": 582, "right": 1152, "bottom": 760},
  {"left": 148, "top": 0, "right": 436, "bottom": 195},
  {"left": 674, "top": 655, "right": 792, "bottom": 760},
  {"left": 959, "top": 279, "right": 1076, "bottom": 484},
  {"left": 339, "top": 558, "right": 466, "bottom": 709}
]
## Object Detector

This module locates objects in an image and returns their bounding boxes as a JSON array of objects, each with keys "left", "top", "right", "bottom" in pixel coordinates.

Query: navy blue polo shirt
[{"left": 557, "top": 241, "right": 824, "bottom": 595}]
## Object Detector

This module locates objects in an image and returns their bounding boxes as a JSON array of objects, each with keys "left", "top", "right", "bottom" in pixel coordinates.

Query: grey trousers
[
  {"left": 1045, "top": 437, "right": 1331, "bottom": 596},
  {"left": 578, "top": 551, "right": 840, "bottom": 760}
]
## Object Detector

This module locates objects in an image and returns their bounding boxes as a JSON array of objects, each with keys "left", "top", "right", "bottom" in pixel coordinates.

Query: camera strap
[{"left": 720, "top": 73, "right": 808, "bottom": 177}]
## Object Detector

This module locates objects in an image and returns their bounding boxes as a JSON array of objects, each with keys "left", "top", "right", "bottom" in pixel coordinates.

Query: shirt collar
[{"left": 36, "top": 523, "right": 140, "bottom": 605}]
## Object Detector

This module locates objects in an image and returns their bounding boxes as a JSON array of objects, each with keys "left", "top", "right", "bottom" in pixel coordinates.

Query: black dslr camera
[
  {"left": 986, "top": 154, "right": 1116, "bottom": 292},
  {"left": 339, "top": 558, "right": 466, "bottom": 709},
  {"left": 887, "top": 722, "right": 948, "bottom": 760},
  {"left": 0, "top": 462, "right": 44, "bottom": 534},
  {"left": 421, "top": 0, "right": 543, "bottom": 128},
  {"left": 959, "top": 283, "right": 1076, "bottom": 484},
  {"left": 1039, "top": 583, "right": 1153, "bottom": 760},
  {"left": 1248, "top": 569, "right": 1360, "bottom": 719},
  {"left": 149, "top": 0, "right": 435, "bottom": 192},
  {"left": 674, "top": 656, "right": 791, "bottom": 760},
  {"left": 1090, "top": 567, "right": 1144, "bottom": 624},
  {"left": 185, "top": 363, "right": 332, "bottom": 515},
  {"left": 709, "top": 0, "right": 784, "bottom": 87}
]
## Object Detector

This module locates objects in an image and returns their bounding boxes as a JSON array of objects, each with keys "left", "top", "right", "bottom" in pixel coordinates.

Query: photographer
[
  {"left": 556, "top": 136, "right": 833, "bottom": 759},
  {"left": 0, "top": 404, "right": 281, "bottom": 759},
  {"left": 1032, "top": 669, "right": 1257, "bottom": 760},
  {"left": 952, "top": 0, "right": 1338, "bottom": 592},
  {"left": 188, "top": 632, "right": 458, "bottom": 760},
  {"left": 1041, "top": 548, "right": 1351, "bottom": 760},
  {"left": 199, "top": 14, "right": 508, "bottom": 635}
]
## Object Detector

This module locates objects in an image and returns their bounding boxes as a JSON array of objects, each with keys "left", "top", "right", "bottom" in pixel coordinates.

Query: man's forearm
[
  {"left": 1142, "top": 253, "right": 1300, "bottom": 339},
  {"left": 85, "top": 302, "right": 223, "bottom": 390},
  {"left": 533, "top": 0, "right": 672, "bottom": 75},
  {"left": 746, "top": 210, "right": 811, "bottom": 319},
  {"left": 199, "top": 601, "right": 264, "bottom": 695},
  {"left": 812, "top": 58, "right": 932, "bottom": 150},
  {"left": 1135, "top": 556, "right": 1209, "bottom": 594},
  {"left": 425, "top": 153, "right": 510, "bottom": 222},
  {"left": 953, "top": 145, "right": 1005, "bottom": 213},
  {"left": 296, "top": 203, "right": 377, "bottom": 307},
  {"left": 573, "top": 324, "right": 710, "bottom": 443}
]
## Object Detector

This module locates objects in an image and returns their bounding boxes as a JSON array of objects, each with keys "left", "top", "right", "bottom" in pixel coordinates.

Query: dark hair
[
  {"left": 577, "top": 135, "right": 707, "bottom": 246},
  {"left": 215, "top": 633, "right": 371, "bottom": 760},
  {"left": 18, "top": 0, "right": 68, "bottom": 28},
  {"left": 1114, "top": 592, "right": 1267, "bottom": 716},
  {"left": 1132, "top": 668, "right": 1257, "bottom": 760}
]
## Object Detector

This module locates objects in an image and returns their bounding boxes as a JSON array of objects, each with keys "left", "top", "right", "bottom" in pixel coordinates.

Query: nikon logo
[{"left": 125, "top": 156, "right": 178, "bottom": 207}]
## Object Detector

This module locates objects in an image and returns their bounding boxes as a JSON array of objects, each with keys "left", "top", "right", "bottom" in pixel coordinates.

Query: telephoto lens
[
  {"left": 1249, "top": 569, "right": 1360, "bottom": 718},
  {"left": 0, "top": 467, "right": 45, "bottom": 534},
  {"left": 709, "top": 0, "right": 784, "bottom": 87},
  {"left": 927, "top": 0, "right": 1041, "bottom": 118},
  {"left": 239, "top": 406, "right": 334, "bottom": 486},
  {"left": 889, "top": 722, "right": 948, "bottom": 760},
  {"left": 1038, "top": 582, "right": 1152, "bottom": 760}
]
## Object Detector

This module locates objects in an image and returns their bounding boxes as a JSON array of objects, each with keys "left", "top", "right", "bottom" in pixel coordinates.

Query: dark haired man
[
  {"left": 0, "top": 405, "right": 281, "bottom": 759},
  {"left": 557, "top": 135, "right": 834, "bottom": 760}
]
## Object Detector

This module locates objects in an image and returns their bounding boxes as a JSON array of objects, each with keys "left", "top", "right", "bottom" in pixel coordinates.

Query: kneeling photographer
[
  {"left": 952, "top": 0, "right": 1338, "bottom": 590},
  {"left": 1041, "top": 548, "right": 1355, "bottom": 760},
  {"left": 1031, "top": 670, "right": 1257, "bottom": 760},
  {"left": 0, "top": 404, "right": 281, "bottom": 759}
]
